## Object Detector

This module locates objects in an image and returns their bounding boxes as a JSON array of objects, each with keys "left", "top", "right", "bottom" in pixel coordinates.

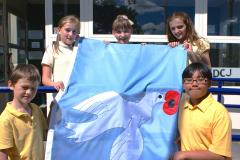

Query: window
[
  {"left": 0, "top": 3, "right": 3, "bottom": 45},
  {"left": 207, "top": 0, "right": 240, "bottom": 68},
  {"left": 8, "top": 13, "right": 26, "bottom": 47},
  {"left": 0, "top": 1, "right": 3, "bottom": 82},
  {"left": 8, "top": 48, "right": 26, "bottom": 67},
  {"left": 208, "top": 0, "right": 240, "bottom": 36},
  {"left": 93, "top": 0, "right": 195, "bottom": 35},
  {"left": 0, "top": 47, "right": 4, "bottom": 81},
  {"left": 210, "top": 43, "right": 240, "bottom": 67},
  {"left": 52, "top": 0, "right": 80, "bottom": 33}
]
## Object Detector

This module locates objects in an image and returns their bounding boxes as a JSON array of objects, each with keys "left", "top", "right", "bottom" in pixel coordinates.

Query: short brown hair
[
  {"left": 112, "top": 15, "right": 133, "bottom": 32},
  {"left": 9, "top": 64, "right": 41, "bottom": 84}
]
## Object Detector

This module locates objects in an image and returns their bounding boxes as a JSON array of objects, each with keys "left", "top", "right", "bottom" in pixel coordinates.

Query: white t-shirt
[{"left": 41, "top": 41, "right": 73, "bottom": 82}]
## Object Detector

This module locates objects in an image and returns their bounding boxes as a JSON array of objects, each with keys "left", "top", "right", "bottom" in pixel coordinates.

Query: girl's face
[
  {"left": 169, "top": 17, "right": 187, "bottom": 41},
  {"left": 58, "top": 22, "right": 78, "bottom": 46},
  {"left": 112, "top": 29, "right": 132, "bottom": 44}
]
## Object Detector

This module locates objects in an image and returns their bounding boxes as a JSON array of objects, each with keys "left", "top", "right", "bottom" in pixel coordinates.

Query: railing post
[{"left": 217, "top": 81, "right": 224, "bottom": 102}]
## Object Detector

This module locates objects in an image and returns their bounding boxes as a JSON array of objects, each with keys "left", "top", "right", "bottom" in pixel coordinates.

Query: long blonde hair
[
  {"left": 9, "top": 64, "right": 41, "bottom": 85},
  {"left": 53, "top": 15, "right": 80, "bottom": 54}
]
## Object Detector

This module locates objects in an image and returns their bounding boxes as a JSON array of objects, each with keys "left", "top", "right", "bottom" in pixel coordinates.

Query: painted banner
[{"left": 45, "top": 38, "right": 187, "bottom": 160}]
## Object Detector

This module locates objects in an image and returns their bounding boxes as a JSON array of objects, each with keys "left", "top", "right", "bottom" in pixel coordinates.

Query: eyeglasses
[{"left": 183, "top": 77, "right": 208, "bottom": 84}]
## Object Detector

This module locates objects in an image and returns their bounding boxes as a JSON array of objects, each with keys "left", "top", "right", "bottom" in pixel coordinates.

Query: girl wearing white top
[
  {"left": 42, "top": 15, "right": 80, "bottom": 91},
  {"left": 41, "top": 15, "right": 80, "bottom": 116}
]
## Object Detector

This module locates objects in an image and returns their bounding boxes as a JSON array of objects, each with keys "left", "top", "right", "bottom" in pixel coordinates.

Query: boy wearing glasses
[{"left": 173, "top": 62, "right": 232, "bottom": 160}]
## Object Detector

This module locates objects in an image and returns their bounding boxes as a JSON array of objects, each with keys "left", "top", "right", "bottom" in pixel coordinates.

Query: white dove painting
[{"left": 45, "top": 38, "right": 187, "bottom": 160}]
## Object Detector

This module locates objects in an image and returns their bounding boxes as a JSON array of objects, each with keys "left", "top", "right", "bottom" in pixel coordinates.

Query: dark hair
[
  {"left": 9, "top": 64, "right": 41, "bottom": 84},
  {"left": 182, "top": 62, "right": 212, "bottom": 80}
]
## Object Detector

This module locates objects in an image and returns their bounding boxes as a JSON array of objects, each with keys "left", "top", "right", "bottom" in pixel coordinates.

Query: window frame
[{"left": 45, "top": 0, "right": 240, "bottom": 45}]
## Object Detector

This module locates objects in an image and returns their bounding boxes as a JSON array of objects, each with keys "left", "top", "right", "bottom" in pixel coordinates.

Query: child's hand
[
  {"left": 183, "top": 42, "right": 193, "bottom": 54},
  {"left": 168, "top": 42, "right": 180, "bottom": 48},
  {"left": 53, "top": 81, "right": 65, "bottom": 91},
  {"left": 103, "top": 40, "right": 110, "bottom": 45}
]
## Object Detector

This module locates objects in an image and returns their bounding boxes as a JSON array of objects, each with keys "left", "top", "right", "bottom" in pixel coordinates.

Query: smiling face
[
  {"left": 169, "top": 17, "right": 187, "bottom": 42},
  {"left": 58, "top": 22, "right": 79, "bottom": 46},
  {"left": 9, "top": 78, "right": 39, "bottom": 107},
  {"left": 112, "top": 15, "right": 133, "bottom": 44},
  {"left": 112, "top": 29, "right": 132, "bottom": 44},
  {"left": 183, "top": 70, "right": 210, "bottom": 105}
]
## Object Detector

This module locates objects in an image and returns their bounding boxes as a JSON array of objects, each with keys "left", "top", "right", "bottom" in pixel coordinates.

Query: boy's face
[
  {"left": 183, "top": 70, "right": 210, "bottom": 105},
  {"left": 9, "top": 78, "right": 39, "bottom": 106},
  {"left": 112, "top": 29, "right": 132, "bottom": 44}
]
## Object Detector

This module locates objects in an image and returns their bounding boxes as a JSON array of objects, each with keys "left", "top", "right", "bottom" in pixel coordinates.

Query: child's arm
[
  {"left": 42, "top": 64, "right": 65, "bottom": 91},
  {"left": 200, "top": 50, "right": 211, "bottom": 68},
  {"left": 0, "top": 150, "right": 8, "bottom": 160},
  {"left": 172, "top": 150, "right": 226, "bottom": 160}
]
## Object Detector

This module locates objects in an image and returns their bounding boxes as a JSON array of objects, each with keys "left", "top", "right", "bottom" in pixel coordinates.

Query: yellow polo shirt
[
  {"left": 0, "top": 102, "right": 47, "bottom": 160},
  {"left": 178, "top": 93, "right": 232, "bottom": 157}
]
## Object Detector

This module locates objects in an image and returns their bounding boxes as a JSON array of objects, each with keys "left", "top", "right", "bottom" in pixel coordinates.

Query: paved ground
[
  {"left": 232, "top": 142, "right": 240, "bottom": 160},
  {"left": 227, "top": 108, "right": 240, "bottom": 160},
  {"left": 232, "top": 129, "right": 240, "bottom": 159}
]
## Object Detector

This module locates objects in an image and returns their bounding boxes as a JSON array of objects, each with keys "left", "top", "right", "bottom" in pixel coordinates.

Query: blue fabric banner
[{"left": 45, "top": 38, "right": 187, "bottom": 160}]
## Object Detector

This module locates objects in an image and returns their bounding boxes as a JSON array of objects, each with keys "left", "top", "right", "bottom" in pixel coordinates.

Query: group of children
[{"left": 0, "top": 12, "right": 232, "bottom": 160}]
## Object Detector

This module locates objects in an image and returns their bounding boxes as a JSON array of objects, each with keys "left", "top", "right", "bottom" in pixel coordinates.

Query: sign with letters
[{"left": 212, "top": 68, "right": 240, "bottom": 78}]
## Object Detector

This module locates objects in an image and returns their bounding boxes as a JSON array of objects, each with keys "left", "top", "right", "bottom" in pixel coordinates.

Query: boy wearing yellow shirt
[
  {"left": 0, "top": 64, "right": 47, "bottom": 160},
  {"left": 173, "top": 62, "right": 232, "bottom": 160}
]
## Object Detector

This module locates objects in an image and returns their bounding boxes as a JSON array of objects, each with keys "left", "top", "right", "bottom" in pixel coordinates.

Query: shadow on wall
[
  {"left": 0, "top": 94, "right": 9, "bottom": 113},
  {"left": 232, "top": 141, "right": 240, "bottom": 160}
]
